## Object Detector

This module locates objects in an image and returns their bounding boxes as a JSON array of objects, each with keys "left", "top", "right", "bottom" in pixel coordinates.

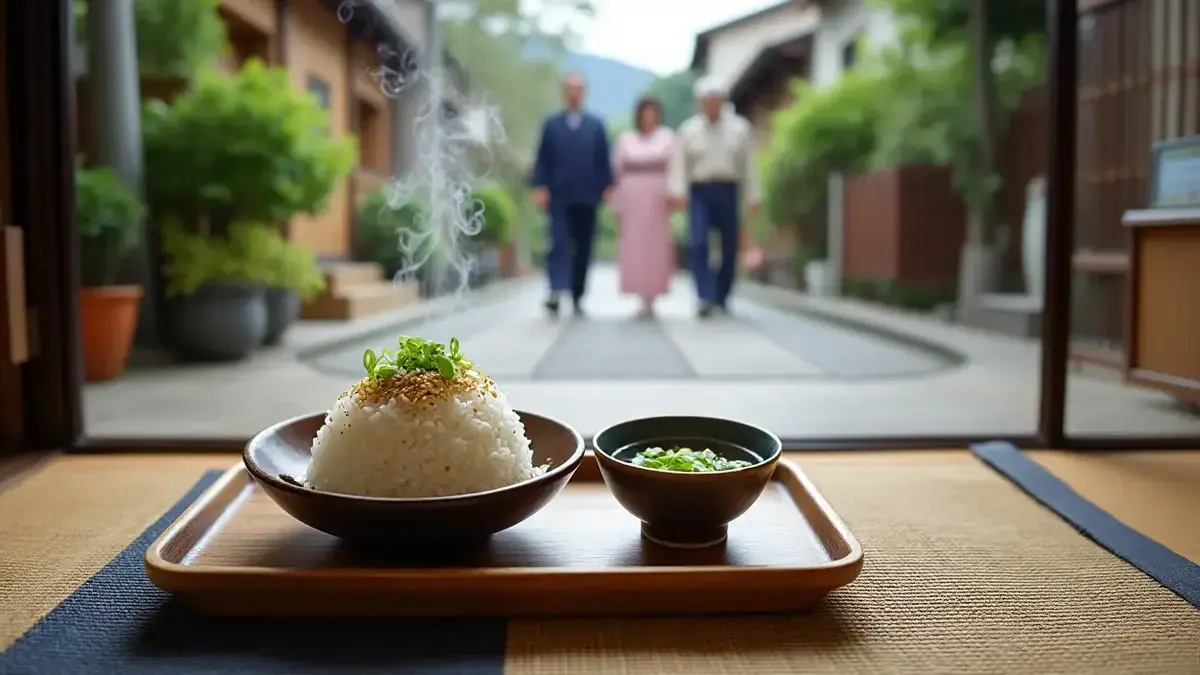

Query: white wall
[
  {"left": 703, "top": 3, "right": 820, "bottom": 93},
  {"left": 810, "top": 0, "right": 897, "bottom": 89}
]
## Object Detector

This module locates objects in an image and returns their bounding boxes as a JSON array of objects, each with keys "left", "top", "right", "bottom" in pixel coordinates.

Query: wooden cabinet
[{"left": 1123, "top": 207, "right": 1200, "bottom": 404}]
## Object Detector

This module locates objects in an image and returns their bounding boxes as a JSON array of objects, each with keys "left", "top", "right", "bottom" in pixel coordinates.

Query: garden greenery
[
  {"left": 74, "top": 0, "right": 228, "bottom": 79},
  {"left": 75, "top": 166, "right": 145, "bottom": 287},
  {"left": 236, "top": 224, "right": 328, "bottom": 301},
  {"left": 761, "top": 19, "right": 1045, "bottom": 253},
  {"left": 354, "top": 189, "right": 431, "bottom": 278},
  {"left": 142, "top": 59, "right": 356, "bottom": 236},
  {"left": 159, "top": 222, "right": 276, "bottom": 298},
  {"left": 470, "top": 185, "right": 518, "bottom": 245}
]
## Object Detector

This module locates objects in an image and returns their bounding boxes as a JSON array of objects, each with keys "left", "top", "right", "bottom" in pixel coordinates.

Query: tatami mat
[
  {"left": 0, "top": 454, "right": 227, "bottom": 651},
  {"left": 1, "top": 450, "right": 1198, "bottom": 674},
  {"left": 505, "top": 451, "right": 1200, "bottom": 673}
]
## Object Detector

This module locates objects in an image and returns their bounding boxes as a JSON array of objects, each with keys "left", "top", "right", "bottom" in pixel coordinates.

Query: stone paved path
[
  {"left": 308, "top": 266, "right": 950, "bottom": 382},
  {"left": 84, "top": 267, "right": 1200, "bottom": 440}
]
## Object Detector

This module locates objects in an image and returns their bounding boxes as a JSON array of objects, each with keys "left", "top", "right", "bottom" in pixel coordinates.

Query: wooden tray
[{"left": 146, "top": 453, "right": 864, "bottom": 618}]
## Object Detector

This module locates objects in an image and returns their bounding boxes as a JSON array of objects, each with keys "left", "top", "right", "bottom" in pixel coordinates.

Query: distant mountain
[{"left": 522, "top": 42, "right": 656, "bottom": 123}]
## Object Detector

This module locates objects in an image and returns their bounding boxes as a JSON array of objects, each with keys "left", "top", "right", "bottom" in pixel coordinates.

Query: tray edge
[
  {"left": 145, "top": 456, "right": 866, "bottom": 596},
  {"left": 144, "top": 462, "right": 252, "bottom": 588},
  {"left": 774, "top": 458, "right": 865, "bottom": 583}
]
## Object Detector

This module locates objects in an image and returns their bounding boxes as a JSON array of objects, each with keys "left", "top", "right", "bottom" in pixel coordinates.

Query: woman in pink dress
[{"left": 611, "top": 97, "right": 677, "bottom": 318}]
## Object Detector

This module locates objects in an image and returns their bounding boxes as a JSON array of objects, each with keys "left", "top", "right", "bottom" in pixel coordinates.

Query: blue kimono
[{"left": 531, "top": 111, "right": 614, "bottom": 302}]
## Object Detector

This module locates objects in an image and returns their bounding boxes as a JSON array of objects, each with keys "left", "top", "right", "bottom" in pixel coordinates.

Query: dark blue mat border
[
  {"left": 971, "top": 441, "right": 1200, "bottom": 608},
  {"left": 0, "top": 470, "right": 508, "bottom": 674}
]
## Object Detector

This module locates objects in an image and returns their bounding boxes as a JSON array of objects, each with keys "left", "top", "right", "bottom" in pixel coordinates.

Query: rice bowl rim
[{"left": 243, "top": 409, "right": 586, "bottom": 504}]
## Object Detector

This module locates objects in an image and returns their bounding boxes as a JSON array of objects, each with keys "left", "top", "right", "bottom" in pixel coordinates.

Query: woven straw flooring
[{"left": 2, "top": 450, "right": 1198, "bottom": 674}]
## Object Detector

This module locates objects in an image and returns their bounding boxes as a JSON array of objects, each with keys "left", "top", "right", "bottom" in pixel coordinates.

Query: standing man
[
  {"left": 668, "top": 76, "right": 762, "bottom": 318},
  {"left": 531, "top": 72, "right": 614, "bottom": 318}
]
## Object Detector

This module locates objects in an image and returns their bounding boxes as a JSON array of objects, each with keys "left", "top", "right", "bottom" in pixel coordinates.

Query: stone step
[
  {"left": 301, "top": 280, "right": 419, "bottom": 320},
  {"left": 321, "top": 261, "right": 385, "bottom": 294}
]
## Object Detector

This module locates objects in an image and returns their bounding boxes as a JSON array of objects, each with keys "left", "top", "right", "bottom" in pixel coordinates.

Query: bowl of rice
[{"left": 243, "top": 336, "right": 585, "bottom": 550}]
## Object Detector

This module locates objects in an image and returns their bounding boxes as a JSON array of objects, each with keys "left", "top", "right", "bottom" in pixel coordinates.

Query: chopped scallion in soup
[{"left": 631, "top": 447, "right": 752, "bottom": 473}]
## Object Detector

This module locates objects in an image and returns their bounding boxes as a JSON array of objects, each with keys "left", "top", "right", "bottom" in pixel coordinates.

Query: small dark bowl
[
  {"left": 243, "top": 410, "right": 585, "bottom": 551},
  {"left": 592, "top": 416, "right": 782, "bottom": 549}
]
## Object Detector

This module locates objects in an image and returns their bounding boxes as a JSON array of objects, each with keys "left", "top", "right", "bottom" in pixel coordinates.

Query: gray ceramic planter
[
  {"left": 165, "top": 281, "right": 268, "bottom": 362},
  {"left": 263, "top": 287, "right": 301, "bottom": 346}
]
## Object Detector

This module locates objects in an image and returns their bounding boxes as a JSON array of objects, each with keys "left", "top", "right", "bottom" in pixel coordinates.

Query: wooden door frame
[
  {"left": 0, "top": 0, "right": 23, "bottom": 456},
  {"left": 4, "top": 0, "right": 83, "bottom": 452}
]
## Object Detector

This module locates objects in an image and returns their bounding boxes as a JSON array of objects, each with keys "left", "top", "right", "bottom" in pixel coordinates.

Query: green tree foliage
[
  {"left": 639, "top": 70, "right": 699, "bottom": 129},
  {"left": 74, "top": 0, "right": 228, "bottom": 78},
  {"left": 440, "top": 0, "right": 594, "bottom": 47},
  {"left": 761, "top": 0, "right": 1045, "bottom": 258},
  {"left": 75, "top": 166, "right": 145, "bottom": 287},
  {"left": 443, "top": 22, "right": 561, "bottom": 169},
  {"left": 879, "top": 0, "right": 1045, "bottom": 44},
  {"left": 875, "top": 0, "right": 1045, "bottom": 248},
  {"left": 439, "top": 0, "right": 593, "bottom": 258},
  {"left": 607, "top": 114, "right": 632, "bottom": 137},
  {"left": 868, "top": 36, "right": 1044, "bottom": 212},
  {"left": 762, "top": 71, "right": 887, "bottom": 250}
]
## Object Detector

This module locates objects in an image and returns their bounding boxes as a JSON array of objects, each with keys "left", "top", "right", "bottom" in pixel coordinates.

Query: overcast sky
[{"left": 570, "top": 0, "right": 782, "bottom": 75}]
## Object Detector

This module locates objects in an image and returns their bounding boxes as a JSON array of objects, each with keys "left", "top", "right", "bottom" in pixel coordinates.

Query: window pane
[
  {"left": 1064, "top": 0, "right": 1200, "bottom": 440},
  {"left": 75, "top": 0, "right": 1063, "bottom": 444}
]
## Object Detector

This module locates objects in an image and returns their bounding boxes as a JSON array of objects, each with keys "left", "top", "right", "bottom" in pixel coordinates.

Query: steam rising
[{"left": 339, "top": 1, "right": 505, "bottom": 308}]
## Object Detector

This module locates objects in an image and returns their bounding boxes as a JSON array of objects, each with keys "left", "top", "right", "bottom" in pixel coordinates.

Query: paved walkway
[
  {"left": 85, "top": 266, "right": 1200, "bottom": 440},
  {"left": 308, "top": 267, "right": 948, "bottom": 382}
]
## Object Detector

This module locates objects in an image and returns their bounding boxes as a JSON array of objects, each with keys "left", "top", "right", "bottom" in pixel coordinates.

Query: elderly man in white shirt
[{"left": 667, "top": 76, "right": 762, "bottom": 318}]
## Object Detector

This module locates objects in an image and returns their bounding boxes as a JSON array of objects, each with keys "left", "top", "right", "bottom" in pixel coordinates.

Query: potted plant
[
  {"left": 470, "top": 184, "right": 517, "bottom": 279},
  {"left": 76, "top": 165, "right": 145, "bottom": 381},
  {"left": 158, "top": 222, "right": 273, "bottom": 361},
  {"left": 142, "top": 60, "right": 355, "bottom": 358},
  {"left": 353, "top": 188, "right": 429, "bottom": 280},
  {"left": 258, "top": 226, "right": 326, "bottom": 345}
]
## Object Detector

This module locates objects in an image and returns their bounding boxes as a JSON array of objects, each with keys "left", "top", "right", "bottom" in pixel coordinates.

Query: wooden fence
[{"left": 1073, "top": 0, "right": 1200, "bottom": 366}]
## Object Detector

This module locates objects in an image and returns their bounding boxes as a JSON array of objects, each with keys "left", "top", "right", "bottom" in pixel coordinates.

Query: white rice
[{"left": 305, "top": 372, "right": 544, "bottom": 498}]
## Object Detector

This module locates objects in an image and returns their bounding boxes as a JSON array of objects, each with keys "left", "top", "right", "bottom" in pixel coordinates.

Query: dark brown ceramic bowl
[
  {"left": 243, "top": 410, "right": 585, "bottom": 551},
  {"left": 592, "top": 416, "right": 782, "bottom": 549}
]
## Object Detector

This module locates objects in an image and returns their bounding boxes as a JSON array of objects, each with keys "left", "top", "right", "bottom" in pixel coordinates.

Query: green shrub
[
  {"left": 269, "top": 240, "right": 327, "bottom": 301},
  {"left": 842, "top": 277, "right": 954, "bottom": 311},
  {"left": 470, "top": 185, "right": 518, "bottom": 244},
  {"left": 142, "top": 59, "right": 356, "bottom": 234},
  {"left": 760, "top": 27, "right": 1045, "bottom": 251},
  {"left": 763, "top": 71, "right": 886, "bottom": 252},
  {"left": 74, "top": 0, "right": 228, "bottom": 79},
  {"left": 76, "top": 166, "right": 145, "bottom": 287},
  {"left": 866, "top": 37, "right": 1045, "bottom": 212},
  {"left": 233, "top": 224, "right": 327, "bottom": 301},
  {"left": 159, "top": 222, "right": 277, "bottom": 297},
  {"left": 354, "top": 188, "right": 430, "bottom": 277}
]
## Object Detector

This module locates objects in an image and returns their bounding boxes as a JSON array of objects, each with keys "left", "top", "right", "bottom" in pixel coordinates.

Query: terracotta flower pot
[{"left": 79, "top": 285, "right": 143, "bottom": 382}]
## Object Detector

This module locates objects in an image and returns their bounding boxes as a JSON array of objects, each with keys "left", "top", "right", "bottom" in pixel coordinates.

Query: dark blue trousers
[
  {"left": 688, "top": 182, "right": 740, "bottom": 306},
  {"left": 546, "top": 201, "right": 598, "bottom": 301}
]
